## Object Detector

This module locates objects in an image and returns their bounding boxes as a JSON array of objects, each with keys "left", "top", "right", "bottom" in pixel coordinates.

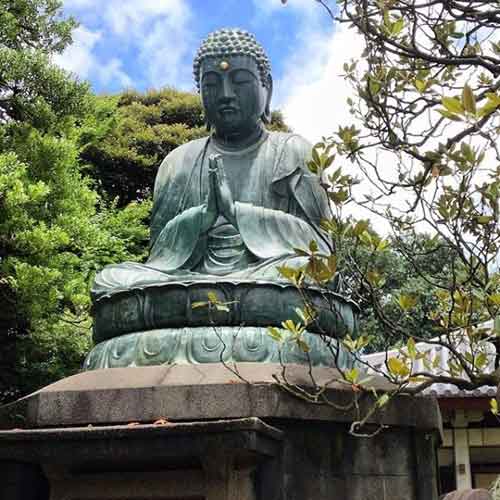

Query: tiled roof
[{"left": 361, "top": 322, "right": 497, "bottom": 398}]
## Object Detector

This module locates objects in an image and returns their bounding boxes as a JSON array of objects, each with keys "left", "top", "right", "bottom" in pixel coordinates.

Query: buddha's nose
[{"left": 219, "top": 77, "right": 236, "bottom": 101}]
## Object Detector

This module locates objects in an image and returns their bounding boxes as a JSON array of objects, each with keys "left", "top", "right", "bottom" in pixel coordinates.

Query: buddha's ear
[
  {"left": 204, "top": 109, "right": 212, "bottom": 131},
  {"left": 261, "top": 75, "right": 273, "bottom": 124}
]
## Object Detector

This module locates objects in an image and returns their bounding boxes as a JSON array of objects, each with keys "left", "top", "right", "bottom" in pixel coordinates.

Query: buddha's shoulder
[
  {"left": 162, "top": 136, "right": 210, "bottom": 164},
  {"left": 267, "top": 131, "right": 311, "bottom": 148},
  {"left": 266, "top": 131, "right": 312, "bottom": 157}
]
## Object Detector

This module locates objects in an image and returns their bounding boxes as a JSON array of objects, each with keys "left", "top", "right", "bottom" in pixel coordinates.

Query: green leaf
[
  {"left": 277, "top": 265, "right": 299, "bottom": 282},
  {"left": 345, "top": 367, "right": 360, "bottom": 384},
  {"left": 312, "top": 147, "right": 321, "bottom": 166},
  {"left": 359, "top": 230, "right": 373, "bottom": 247},
  {"left": 376, "top": 239, "right": 390, "bottom": 252},
  {"left": 487, "top": 294, "right": 500, "bottom": 306},
  {"left": 462, "top": 84, "right": 476, "bottom": 114},
  {"left": 477, "top": 215, "right": 493, "bottom": 224},
  {"left": 268, "top": 327, "right": 283, "bottom": 342},
  {"left": 377, "top": 393, "right": 390, "bottom": 408},
  {"left": 296, "top": 338, "right": 310, "bottom": 353},
  {"left": 490, "top": 398, "right": 498, "bottom": 416},
  {"left": 475, "top": 352, "right": 488, "bottom": 370},
  {"left": 391, "top": 17, "right": 404, "bottom": 35},
  {"left": 387, "top": 357, "right": 410, "bottom": 377},
  {"left": 407, "top": 338, "right": 417, "bottom": 361},
  {"left": 414, "top": 79, "right": 426, "bottom": 93},
  {"left": 353, "top": 220, "right": 369, "bottom": 236},
  {"left": 192, "top": 301, "right": 208, "bottom": 309},
  {"left": 437, "top": 109, "right": 462, "bottom": 122},
  {"left": 397, "top": 294, "right": 418, "bottom": 311},
  {"left": 442, "top": 97, "right": 463, "bottom": 114}
]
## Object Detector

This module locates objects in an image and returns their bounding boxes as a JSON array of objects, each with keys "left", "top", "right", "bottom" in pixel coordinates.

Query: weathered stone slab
[
  {"left": 0, "top": 363, "right": 441, "bottom": 432},
  {"left": 0, "top": 418, "right": 282, "bottom": 500},
  {"left": 443, "top": 490, "right": 493, "bottom": 500}
]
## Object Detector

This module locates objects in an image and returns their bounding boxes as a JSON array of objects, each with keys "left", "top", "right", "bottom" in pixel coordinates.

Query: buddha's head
[{"left": 193, "top": 28, "right": 273, "bottom": 141}]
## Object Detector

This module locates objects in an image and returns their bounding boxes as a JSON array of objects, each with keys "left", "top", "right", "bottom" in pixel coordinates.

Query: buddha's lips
[{"left": 218, "top": 106, "right": 238, "bottom": 114}]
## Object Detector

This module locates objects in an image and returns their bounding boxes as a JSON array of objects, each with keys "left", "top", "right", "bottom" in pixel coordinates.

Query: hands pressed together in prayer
[{"left": 202, "top": 154, "right": 237, "bottom": 232}]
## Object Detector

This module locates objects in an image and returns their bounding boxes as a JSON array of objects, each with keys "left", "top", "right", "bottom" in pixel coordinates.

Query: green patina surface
[
  {"left": 84, "top": 327, "right": 357, "bottom": 370},
  {"left": 88, "top": 28, "right": 359, "bottom": 370}
]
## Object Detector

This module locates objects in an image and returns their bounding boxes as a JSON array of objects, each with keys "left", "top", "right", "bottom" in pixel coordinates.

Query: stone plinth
[
  {"left": 443, "top": 490, "right": 493, "bottom": 500},
  {"left": 0, "top": 363, "right": 442, "bottom": 500}
]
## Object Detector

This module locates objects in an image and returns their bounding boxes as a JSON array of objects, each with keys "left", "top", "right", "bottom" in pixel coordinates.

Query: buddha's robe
[{"left": 92, "top": 131, "right": 332, "bottom": 300}]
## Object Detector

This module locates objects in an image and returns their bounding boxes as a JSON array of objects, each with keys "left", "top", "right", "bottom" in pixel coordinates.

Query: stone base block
[{"left": 0, "top": 363, "right": 442, "bottom": 500}]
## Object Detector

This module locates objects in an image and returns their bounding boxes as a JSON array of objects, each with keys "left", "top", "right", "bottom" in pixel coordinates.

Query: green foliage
[
  {"left": 0, "top": 0, "right": 152, "bottom": 402},
  {"left": 0, "top": 123, "right": 151, "bottom": 401},
  {"left": 0, "top": 0, "right": 89, "bottom": 128}
]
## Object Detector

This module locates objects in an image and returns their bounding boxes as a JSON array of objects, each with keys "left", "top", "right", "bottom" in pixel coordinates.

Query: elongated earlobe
[{"left": 261, "top": 75, "right": 273, "bottom": 124}]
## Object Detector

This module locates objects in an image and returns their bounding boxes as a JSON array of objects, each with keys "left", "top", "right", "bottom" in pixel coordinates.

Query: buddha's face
[{"left": 200, "top": 55, "right": 269, "bottom": 139}]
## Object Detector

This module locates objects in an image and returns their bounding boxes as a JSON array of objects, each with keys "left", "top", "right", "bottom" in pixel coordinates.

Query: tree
[
  {"left": 81, "top": 90, "right": 291, "bottom": 206},
  {"left": 275, "top": 0, "right": 500, "bottom": 424},
  {"left": 0, "top": 0, "right": 150, "bottom": 402},
  {"left": 356, "top": 232, "right": 460, "bottom": 353}
]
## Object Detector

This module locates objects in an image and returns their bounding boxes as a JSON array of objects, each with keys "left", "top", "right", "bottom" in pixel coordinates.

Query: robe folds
[{"left": 92, "top": 131, "right": 332, "bottom": 300}]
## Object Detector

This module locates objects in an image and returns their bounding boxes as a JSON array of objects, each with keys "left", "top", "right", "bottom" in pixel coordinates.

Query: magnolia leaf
[
  {"left": 414, "top": 79, "right": 426, "bottom": 93},
  {"left": 477, "top": 215, "right": 494, "bottom": 224},
  {"left": 387, "top": 357, "right": 410, "bottom": 377},
  {"left": 462, "top": 84, "right": 477, "bottom": 114},
  {"left": 377, "top": 239, "right": 390, "bottom": 252},
  {"left": 282, "top": 319, "right": 296, "bottom": 333},
  {"left": 359, "top": 230, "right": 373, "bottom": 247},
  {"left": 367, "top": 270, "right": 384, "bottom": 287},
  {"left": 391, "top": 17, "right": 404, "bottom": 35},
  {"left": 277, "top": 265, "right": 298, "bottom": 281},
  {"left": 398, "top": 294, "right": 418, "bottom": 311},
  {"left": 353, "top": 220, "right": 369, "bottom": 236},
  {"left": 296, "top": 338, "right": 310, "bottom": 353},
  {"left": 490, "top": 398, "right": 499, "bottom": 416},
  {"left": 407, "top": 338, "right": 417, "bottom": 361},
  {"left": 345, "top": 367, "right": 360, "bottom": 384},
  {"left": 327, "top": 255, "right": 337, "bottom": 274},
  {"left": 192, "top": 301, "right": 208, "bottom": 309},
  {"left": 312, "top": 147, "right": 321, "bottom": 166},
  {"left": 268, "top": 327, "right": 283, "bottom": 342},
  {"left": 442, "top": 97, "right": 463, "bottom": 114},
  {"left": 475, "top": 352, "right": 488, "bottom": 370},
  {"left": 487, "top": 294, "right": 500, "bottom": 306},
  {"left": 437, "top": 109, "right": 462, "bottom": 121},
  {"left": 377, "top": 393, "right": 390, "bottom": 408}
]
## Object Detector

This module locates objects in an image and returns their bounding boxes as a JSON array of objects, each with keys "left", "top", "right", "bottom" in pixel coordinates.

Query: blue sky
[
  {"left": 59, "top": 0, "right": 331, "bottom": 95},
  {"left": 55, "top": 0, "right": 364, "bottom": 141}
]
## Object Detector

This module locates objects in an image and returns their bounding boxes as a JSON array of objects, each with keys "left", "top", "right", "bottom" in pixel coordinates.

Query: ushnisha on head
[{"left": 193, "top": 28, "right": 272, "bottom": 91}]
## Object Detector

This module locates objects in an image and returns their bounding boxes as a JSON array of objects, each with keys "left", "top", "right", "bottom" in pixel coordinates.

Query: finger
[{"left": 208, "top": 154, "right": 219, "bottom": 171}]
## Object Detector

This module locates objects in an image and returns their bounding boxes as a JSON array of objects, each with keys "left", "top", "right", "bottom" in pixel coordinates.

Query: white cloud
[
  {"left": 95, "top": 58, "right": 133, "bottom": 88},
  {"left": 57, "top": 0, "right": 194, "bottom": 90},
  {"left": 53, "top": 25, "right": 101, "bottom": 80},
  {"left": 280, "top": 26, "right": 364, "bottom": 143}
]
